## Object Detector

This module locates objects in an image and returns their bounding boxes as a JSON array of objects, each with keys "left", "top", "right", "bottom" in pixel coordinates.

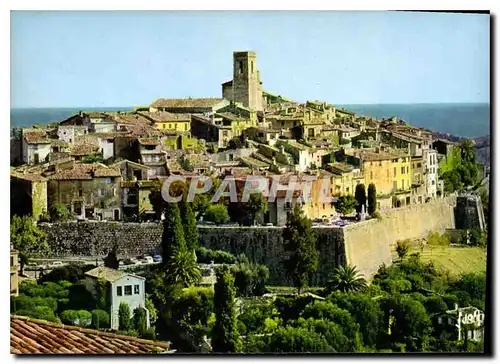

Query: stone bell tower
[{"left": 231, "top": 51, "right": 263, "bottom": 112}]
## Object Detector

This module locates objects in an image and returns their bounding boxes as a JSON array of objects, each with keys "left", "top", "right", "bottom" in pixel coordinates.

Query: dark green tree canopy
[{"left": 282, "top": 205, "right": 319, "bottom": 293}]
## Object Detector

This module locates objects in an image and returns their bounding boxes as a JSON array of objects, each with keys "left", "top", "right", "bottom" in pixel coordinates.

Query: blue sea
[{"left": 10, "top": 103, "right": 490, "bottom": 139}]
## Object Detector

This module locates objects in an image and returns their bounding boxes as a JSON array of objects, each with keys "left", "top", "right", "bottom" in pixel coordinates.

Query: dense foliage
[
  {"left": 282, "top": 205, "right": 319, "bottom": 293},
  {"left": 212, "top": 265, "right": 241, "bottom": 353},
  {"left": 334, "top": 195, "right": 357, "bottom": 216}
]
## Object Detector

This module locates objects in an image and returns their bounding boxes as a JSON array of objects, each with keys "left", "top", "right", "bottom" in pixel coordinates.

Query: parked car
[
  {"left": 141, "top": 256, "right": 154, "bottom": 264},
  {"left": 153, "top": 255, "right": 162, "bottom": 263},
  {"left": 49, "top": 261, "right": 64, "bottom": 268}
]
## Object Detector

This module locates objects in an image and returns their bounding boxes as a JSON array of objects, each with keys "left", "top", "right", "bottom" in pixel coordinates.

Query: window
[
  {"left": 117, "top": 286, "right": 123, "bottom": 296},
  {"left": 432, "top": 180, "right": 435, "bottom": 185},
  {"left": 251, "top": 61, "right": 254, "bottom": 73},
  {"left": 417, "top": 163, "right": 422, "bottom": 168},
  {"left": 393, "top": 181, "right": 397, "bottom": 191},
  {"left": 134, "top": 284, "right": 140, "bottom": 294},
  {"left": 10, "top": 256, "right": 14, "bottom": 266},
  {"left": 124, "top": 285, "right": 132, "bottom": 296},
  {"left": 238, "top": 61, "right": 243, "bottom": 75},
  {"left": 79, "top": 189, "right": 83, "bottom": 197},
  {"left": 370, "top": 171, "right": 373, "bottom": 180},
  {"left": 406, "top": 166, "right": 409, "bottom": 174},
  {"left": 387, "top": 169, "right": 390, "bottom": 177},
  {"left": 402, "top": 180, "right": 405, "bottom": 189},
  {"left": 401, "top": 167, "right": 405, "bottom": 174},
  {"left": 322, "top": 203, "right": 326, "bottom": 210},
  {"left": 393, "top": 167, "right": 397, "bottom": 177}
]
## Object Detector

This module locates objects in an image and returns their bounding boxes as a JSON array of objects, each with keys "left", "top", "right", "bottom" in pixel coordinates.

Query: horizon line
[{"left": 11, "top": 101, "right": 491, "bottom": 109}]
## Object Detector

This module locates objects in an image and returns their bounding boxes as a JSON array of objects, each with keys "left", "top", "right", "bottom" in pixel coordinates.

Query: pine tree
[
  {"left": 282, "top": 205, "right": 319, "bottom": 294},
  {"left": 103, "top": 246, "right": 119, "bottom": 270},
  {"left": 211, "top": 265, "right": 241, "bottom": 353},
  {"left": 161, "top": 202, "right": 186, "bottom": 266},
  {"left": 367, "top": 183, "right": 377, "bottom": 215},
  {"left": 354, "top": 184, "right": 367, "bottom": 214}
]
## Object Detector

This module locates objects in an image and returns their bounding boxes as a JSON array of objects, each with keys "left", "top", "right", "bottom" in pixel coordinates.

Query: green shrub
[
  {"left": 204, "top": 204, "right": 230, "bottom": 225},
  {"left": 60, "top": 310, "right": 80, "bottom": 325},
  {"left": 119, "top": 302, "right": 132, "bottom": 331},
  {"left": 132, "top": 307, "right": 148, "bottom": 336},
  {"left": 141, "top": 327, "right": 156, "bottom": 340},
  {"left": 76, "top": 310, "right": 92, "bottom": 327},
  {"left": 11, "top": 295, "right": 36, "bottom": 313},
  {"left": 196, "top": 247, "right": 236, "bottom": 264},
  {"left": 91, "top": 309, "right": 110, "bottom": 329}
]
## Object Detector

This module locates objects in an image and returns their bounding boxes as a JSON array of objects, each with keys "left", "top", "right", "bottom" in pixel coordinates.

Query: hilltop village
[
  {"left": 10, "top": 50, "right": 453, "bottom": 225},
  {"left": 10, "top": 51, "right": 488, "bottom": 354}
]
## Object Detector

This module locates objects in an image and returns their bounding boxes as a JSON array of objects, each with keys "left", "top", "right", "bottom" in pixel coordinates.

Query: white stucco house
[
  {"left": 435, "top": 304, "right": 485, "bottom": 342},
  {"left": 84, "top": 267, "right": 149, "bottom": 330},
  {"left": 423, "top": 148, "right": 438, "bottom": 198}
]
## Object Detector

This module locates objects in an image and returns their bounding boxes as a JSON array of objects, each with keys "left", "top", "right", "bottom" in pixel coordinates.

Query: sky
[{"left": 10, "top": 11, "right": 490, "bottom": 108}]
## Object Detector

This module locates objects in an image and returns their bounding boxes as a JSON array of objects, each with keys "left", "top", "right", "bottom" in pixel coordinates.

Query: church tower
[{"left": 231, "top": 51, "right": 263, "bottom": 111}]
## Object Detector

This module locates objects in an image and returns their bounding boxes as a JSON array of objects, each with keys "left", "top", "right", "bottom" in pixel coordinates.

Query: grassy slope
[
  {"left": 393, "top": 243, "right": 487, "bottom": 276},
  {"left": 418, "top": 245, "right": 486, "bottom": 276}
]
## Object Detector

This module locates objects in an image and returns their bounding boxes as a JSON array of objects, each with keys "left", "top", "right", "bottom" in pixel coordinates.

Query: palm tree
[
  {"left": 326, "top": 265, "right": 367, "bottom": 294},
  {"left": 165, "top": 248, "right": 202, "bottom": 287}
]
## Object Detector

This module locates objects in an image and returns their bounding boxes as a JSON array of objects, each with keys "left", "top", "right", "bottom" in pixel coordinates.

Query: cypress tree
[
  {"left": 118, "top": 302, "right": 131, "bottom": 331},
  {"left": 282, "top": 205, "right": 319, "bottom": 294},
  {"left": 211, "top": 265, "right": 241, "bottom": 353},
  {"left": 132, "top": 307, "right": 148, "bottom": 337},
  {"left": 367, "top": 183, "right": 377, "bottom": 215},
  {"left": 161, "top": 202, "right": 186, "bottom": 265},
  {"left": 354, "top": 184, "right": 367, "bottom": 214},
  {"left": 181, "top": 200, "right": 199, "bottom": 251}
]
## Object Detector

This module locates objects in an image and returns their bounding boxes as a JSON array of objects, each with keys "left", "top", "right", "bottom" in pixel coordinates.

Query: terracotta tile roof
[
  {"left": 23, "top": 132, "right": 51, "bottom": 144},
  {"left": 151, "top": 98, "right": 227, "bottom": 109},
  {"left": 85, "top": 267, "right": 144, "bottom": 282},
  {"left": 69, "top": 143, "right": 100, "bottom": 156},
  {"left": 140, "top": 111, "right": 191, "bottom": 122},
  {"left": 138, "top": 138, "right": 159, "bottom": 146},
  {"left": 11, "top": 171, "right": 48, "bottom": 182},
  {"left": 44, "top": 163, "right": 121, "bottom": 180},
  {"left": 11, "top": 316, "right": 173, "bottom": 354},
  {"left": 50, "top": 139, "right": 69, "bottom": 148}
]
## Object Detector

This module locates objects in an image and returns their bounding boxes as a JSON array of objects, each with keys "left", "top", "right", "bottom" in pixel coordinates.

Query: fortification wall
[
  {"left": 39, "top": 197, "right": 457, "bottom": 285},
  {"left": 343, "top": 196, "right": 457, "bottom": 280}
]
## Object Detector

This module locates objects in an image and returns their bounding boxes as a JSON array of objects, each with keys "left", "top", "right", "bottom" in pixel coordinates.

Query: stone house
[
  {"left": 435, "top": 305, "right": 485, "bottom": 342},
  {"left": 150, "top": 98, "right": 229, "bottom": 114},
  {"left": 326, "top": 162, "right": 365, "bottom": 198},
  {"left": 45, "top": 161, "right": 122, "bottom": 221},
  {"left": 22, "top": 131, "right": 52, "bottom": 165},
  {"left": 69, "top": 143, "right": 101, "bottom": 161},
  {"left": 423, "top": 148, "right": 439, "bottom": 199},
  {"left": 410, "top": 155, "right": 426, "bottom": 205},
  {"left": 344, "top": 149, "right": 413, "bottom": 207},
  {"left": 57, "top": 125, "right": 89, "bottom": 143},
  {"left": 191, "top": 114, "right": 233, "bottom": 149},
  {"left": 139, "top": 111, "right": 191, "bottom": 133},
  {"left": 10, "top": 172, "right": 48, "bottom": 221},
  {"left": 84, "top": 267, "right": 149, "bottom": 331},
  {"left": 243, "top": 127, "right": 280, "bottom": 147},
  {"left": 137, "top": 138, "right": 168, "bottom": 178}
]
